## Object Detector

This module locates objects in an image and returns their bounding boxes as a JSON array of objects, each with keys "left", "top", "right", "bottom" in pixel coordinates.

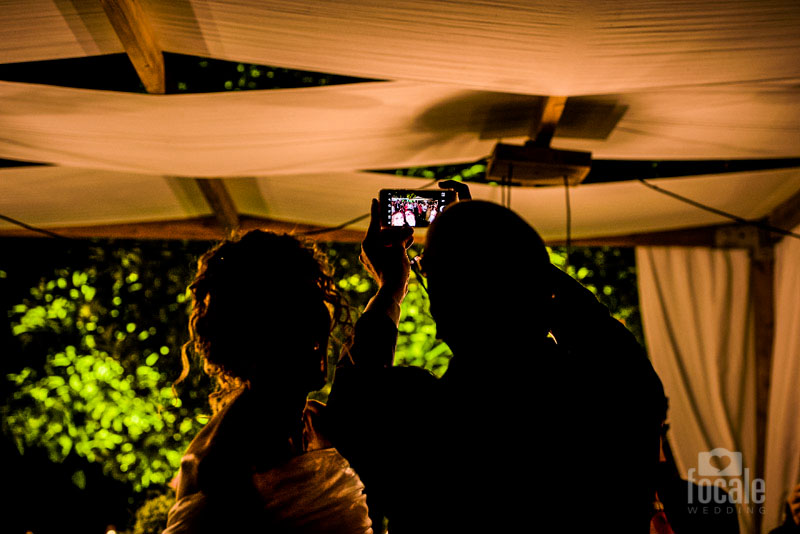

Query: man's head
[{"left": 422, "top": 200, "right": 553, "bottom": 349}]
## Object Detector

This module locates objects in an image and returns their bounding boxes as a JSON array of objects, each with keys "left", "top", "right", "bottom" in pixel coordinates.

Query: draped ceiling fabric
[
  {"left": 0, "top": 0, "right": 123, "bottom": 63},
  {"left": 2, "top": 0, "right": 800, "bottom": 96},
  {"left": 3, "top": 167, "right": 800, "bottom": 241},
  {"left": 0, "top": 166, "right": 211, "bottom": 228},
  {"left": 0, "top": 80, "right": 531, "bottom": 176},
  {"left": 636, "top": 247, "right": 757, "bottom": 533},
  {"left": 764, "top": 226, "right": 800, "bottom": 531},
  {"left": 1, "top": 80, "right": 800, "bottom": 178}
]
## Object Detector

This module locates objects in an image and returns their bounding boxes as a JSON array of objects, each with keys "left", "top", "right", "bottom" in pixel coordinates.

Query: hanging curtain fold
[
  {"left": 764, "top": 227, "right": 800, "bottom": 532},
  {"left": 637, "top": 246, "right": 757, "bottom": 533}
]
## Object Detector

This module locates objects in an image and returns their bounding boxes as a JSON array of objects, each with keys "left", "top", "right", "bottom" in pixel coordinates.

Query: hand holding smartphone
[{"left": 379, "top": 189, "right": 457, "bottom": 228}]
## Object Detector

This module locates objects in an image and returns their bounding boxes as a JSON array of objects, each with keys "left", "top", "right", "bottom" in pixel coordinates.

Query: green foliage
[
  {"left": 395, "top": 276, "right": 452, "bottom": 377},
  {"left": 3, "top": 242, "right": 210, "bottom": 493},
  {"left": 129, "top": 493, "right": 175, "bottom": 534},
  {"left": 321, "top": 243, "right": 453, "bottom": 377},
  {"left": 319, "top": 242, "right": 375, "bottom": 310},
  {"left": 390, "top": 163, "right": 486, "bottom": 183},
  {"left": 169, "top": 56, "right": 370, "bottom": 94},
  {"left": 6, "top": 341, "right": 186, "bottom": 491},
  {"left": 548, "top": 246, "right": 644, "bottom": 346},
  {"left": 317, "top": 242, "right": 375, "bottom": 385}
]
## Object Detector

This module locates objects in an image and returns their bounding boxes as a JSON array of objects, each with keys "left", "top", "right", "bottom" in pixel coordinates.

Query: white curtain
[
  {"left": 637, "top": 246, "right": 757, "bottom": 533},
  {"left": 764, "top": 227, "right": 800, "bottom": 532}
]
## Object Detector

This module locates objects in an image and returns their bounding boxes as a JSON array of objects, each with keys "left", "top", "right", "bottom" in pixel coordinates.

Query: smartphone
[{"left": 379, "top": 189, "right": 456, "bottom": 227}]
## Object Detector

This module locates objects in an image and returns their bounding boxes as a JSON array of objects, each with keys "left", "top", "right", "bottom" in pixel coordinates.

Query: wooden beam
[
  {"left": 0, "top": 216, "right": 225, "bottom": 240},
  {"left": 768, "top": 186, "right": 800, "bottom": 241},
  {"left": 99, "top": 0, "right": 165, "bottom": 94},
  {"left": 0, "top": 216, "right": 365, "bottom": 242},
  {"left": 239, "top": 217, "right": 365, "bottom": 242},
  {"left": 194, "top": 179, "right": 240, "bottom": 236},
  {"left": 0, "top": 216, "right": 770, "bottom": 249},
  {"left": 0, "top": 214, "right": 766, "bottom": 249},
  {"left": 545, "top": 223, "right": 747, "bottom": 248},
  {"left": 750, "top": 236, "right": 775, "bottom": 534},
  {"left": 530, "top": 96, "right": 568, "bottom": 147}
]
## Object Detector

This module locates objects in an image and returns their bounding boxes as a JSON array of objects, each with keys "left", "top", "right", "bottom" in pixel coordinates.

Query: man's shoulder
[{"left": 325, "top": 364, "right": 441, "bottom": 462}]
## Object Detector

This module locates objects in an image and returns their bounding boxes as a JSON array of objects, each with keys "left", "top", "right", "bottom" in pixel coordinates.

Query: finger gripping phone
[{"left": 379, "top": 189, "right": 456, "bottom": 227}]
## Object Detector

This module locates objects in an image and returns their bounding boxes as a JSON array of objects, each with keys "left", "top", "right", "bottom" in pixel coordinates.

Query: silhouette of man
[{"left": 327, "top": 195, "right": 665, "bottom": 533}]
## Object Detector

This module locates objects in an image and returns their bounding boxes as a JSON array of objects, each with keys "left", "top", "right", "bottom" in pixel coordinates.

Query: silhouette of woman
[{"left": 164, "top": 230, "right": 372, "bottom": 534}]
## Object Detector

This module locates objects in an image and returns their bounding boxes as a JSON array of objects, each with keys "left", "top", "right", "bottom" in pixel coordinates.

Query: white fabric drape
[
  {"left": 0, "top": 166, "right": 211, "bottom": 227},
  {"left": 4, "top": 1, "right": 800, "bottom": 95},
  {"left": 764, "top": 227, "right": 800, "bottom": 532},
  {"left": 552, "top": 83, "right": 800, "bottom": 160},
  {"left": 241, "top": 169, "right": 800, "bottom": 241},
  {"left": 144, "top": 0, "right": 800, "bottom": 95},
  {"left": 1, "top": 81, "right": 800, "bottom": 178},
  {"left": 637, "top": 247, "right": 757, "bottom": 533},
  {"left": 3, "top": 166, "right": 800, "bottom": 241},
  {"left": 0, "top": 0, "right": 122, "bottom": 63},
  {"left": 0, "top": 80, "right": 530, "bottom": 176}
]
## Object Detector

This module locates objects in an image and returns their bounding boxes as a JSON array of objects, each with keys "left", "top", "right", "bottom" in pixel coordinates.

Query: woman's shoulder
[
  {"left": 182, "top": 388, "right": 258, "bottom": 458},
  {"left": 176, "top": 388, "right": 299, "bottom": 496},
  {"left": 252, "top": 447, "right": 372, "bottom": 533},
  {"left": 173, "top": 392, "right": 244, "bottom": 499}
]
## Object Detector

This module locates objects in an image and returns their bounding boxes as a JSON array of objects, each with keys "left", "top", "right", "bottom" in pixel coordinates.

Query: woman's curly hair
[{"left": 176, "top": 230, "right": 351, "bottom": 413}]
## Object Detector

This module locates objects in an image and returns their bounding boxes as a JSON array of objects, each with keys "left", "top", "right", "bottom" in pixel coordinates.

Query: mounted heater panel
[{"left": 486, "top": 142, "right": 591, "bottom": 186}]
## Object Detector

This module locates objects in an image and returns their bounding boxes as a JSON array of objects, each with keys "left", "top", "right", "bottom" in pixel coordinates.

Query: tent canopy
[
  {"left": 1, "top": 0, "right": 799, "bottom": 240},
  {"left": 1, "top": 2, "right": 800, "bottom": 533},
  {"left": 4, "top": 0, "right": 800, "bottom": 95}
]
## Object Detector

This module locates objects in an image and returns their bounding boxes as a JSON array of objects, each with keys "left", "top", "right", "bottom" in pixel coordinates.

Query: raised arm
[{"left": 339, "top": 199, "right": 413, "bottom": 369}]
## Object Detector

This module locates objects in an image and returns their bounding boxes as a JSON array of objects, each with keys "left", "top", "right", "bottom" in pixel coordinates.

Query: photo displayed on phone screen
[{"left": 381, "top": 190, "right": 455, "bottom": 227}]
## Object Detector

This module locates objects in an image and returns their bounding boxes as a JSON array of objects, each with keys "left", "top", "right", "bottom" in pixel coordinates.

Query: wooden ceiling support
[
  {"left": 546, "top": 223, "right": 733, "bottom": 248},
  {"left": 99, "top": 0, "right": 165, "bottom": 94},
  {"left": 750, "top": 239, "right": 774, "bottom": 534},
  {"left": 194, "top": 179, "right": 241, "bottom": 236},
  {"left": 100, "top": 0, "right": 242, "bottom": 238},
  {"left": 768, "top": 186, "right": 800, "bottom": 242},
  {"left": 0, "top": 216, "right": 365, "bottom": 242},
  {"left": 530, "top": 96, "right": 567, "bottom": 147},
  {"left": 1, "top": 220, "right": 764, "bottom": 247}
]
